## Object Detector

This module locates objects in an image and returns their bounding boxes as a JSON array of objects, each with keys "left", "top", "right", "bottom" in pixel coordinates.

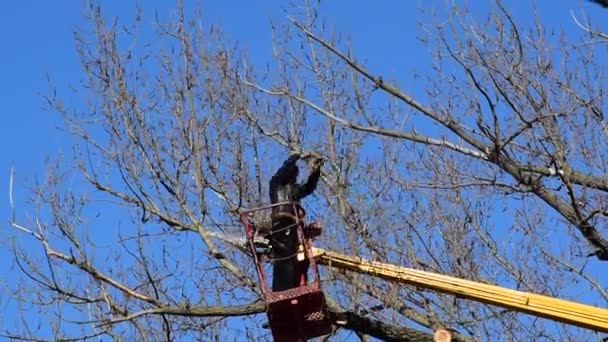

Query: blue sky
[
  {"left": 2, "top": 0, "right": 606, "bottom": 195},
  {"left": 1, "top": 0, "right": 607, "bottom": 340}
]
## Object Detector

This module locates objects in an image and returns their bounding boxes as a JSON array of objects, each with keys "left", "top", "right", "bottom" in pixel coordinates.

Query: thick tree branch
[
  {"left": 495, "top": 155, "right": 608, "bottom": 260},
  {"left": 97, "top": 300, "right": 439, "bottom": 341},
  {"left": 329, "top": 310, "right": 434, "bottom": 342},
  {"left": 97, "top": 302, "right": 267, "bottom": 326}
]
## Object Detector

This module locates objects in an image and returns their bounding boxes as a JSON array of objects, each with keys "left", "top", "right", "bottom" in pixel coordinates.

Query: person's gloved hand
[
  {"left": 311, "top": 156, "right": 324, "bottom": 170},
  {"left": 299, "top": 152, "right": 324, "bottom": 170}
]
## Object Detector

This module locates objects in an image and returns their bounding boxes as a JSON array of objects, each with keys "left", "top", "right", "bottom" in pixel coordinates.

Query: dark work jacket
[
  {"left": 268, "top": 157, "right": 320, "bottom": 291},
  {"left": 269, "top": 158, "right": 320, "bottom": 217}
]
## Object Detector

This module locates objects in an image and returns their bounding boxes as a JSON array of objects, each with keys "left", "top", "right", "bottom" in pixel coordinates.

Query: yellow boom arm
[{"left": 306, "top": 247, "right": 608, "bottom": 333}]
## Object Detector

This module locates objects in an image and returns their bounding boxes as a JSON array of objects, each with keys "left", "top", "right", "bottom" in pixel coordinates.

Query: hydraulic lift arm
[
  {"left": 210, "top": 231, "right": 608, "bottom": 333},
  {"left": 307, "top": 247, "right": 608, "bottom": 333}
]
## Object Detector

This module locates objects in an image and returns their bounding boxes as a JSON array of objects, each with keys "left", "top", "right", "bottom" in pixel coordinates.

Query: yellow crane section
[{"left": 306, "top": 247, "right": 608, "bottom": 333}]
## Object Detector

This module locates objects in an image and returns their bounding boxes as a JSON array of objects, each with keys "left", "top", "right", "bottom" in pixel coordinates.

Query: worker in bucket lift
[{"left": 268, "top": 153, "right": 323, "bottom": 291}]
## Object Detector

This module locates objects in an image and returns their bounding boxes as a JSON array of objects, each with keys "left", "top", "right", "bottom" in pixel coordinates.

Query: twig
[
  {"left": 9, "top": 166, "right": 15, "bottom": 222},
  {"left": 570, "top": 9, "right": 608, "bottom": 41}
]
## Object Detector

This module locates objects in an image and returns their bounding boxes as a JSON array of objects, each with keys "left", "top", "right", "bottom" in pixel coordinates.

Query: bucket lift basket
[{"left": 240, "top": 202, "right": 332, "bottom": 341}]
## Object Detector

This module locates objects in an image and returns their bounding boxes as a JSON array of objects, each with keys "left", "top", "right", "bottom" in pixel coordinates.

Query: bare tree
[{"left": 4, "top": 1, "right": 608, "bottom": 341}]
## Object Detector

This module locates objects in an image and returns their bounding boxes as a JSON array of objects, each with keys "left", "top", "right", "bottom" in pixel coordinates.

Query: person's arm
[{"left": 296, "top": 159, "right": 322, "bottom": 199}]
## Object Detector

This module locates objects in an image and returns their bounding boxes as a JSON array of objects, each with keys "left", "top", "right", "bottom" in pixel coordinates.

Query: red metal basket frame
[{"left": 239, "top": 201, "right": 323, "bottom": 300}]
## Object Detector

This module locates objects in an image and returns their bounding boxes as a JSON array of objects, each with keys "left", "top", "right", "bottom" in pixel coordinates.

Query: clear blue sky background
[
  {"left": 3, "top": 1, "right": 607, "bottom": 227},
  {"left": 0, "top": 1, "right": 607, "bottom": 340}
]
